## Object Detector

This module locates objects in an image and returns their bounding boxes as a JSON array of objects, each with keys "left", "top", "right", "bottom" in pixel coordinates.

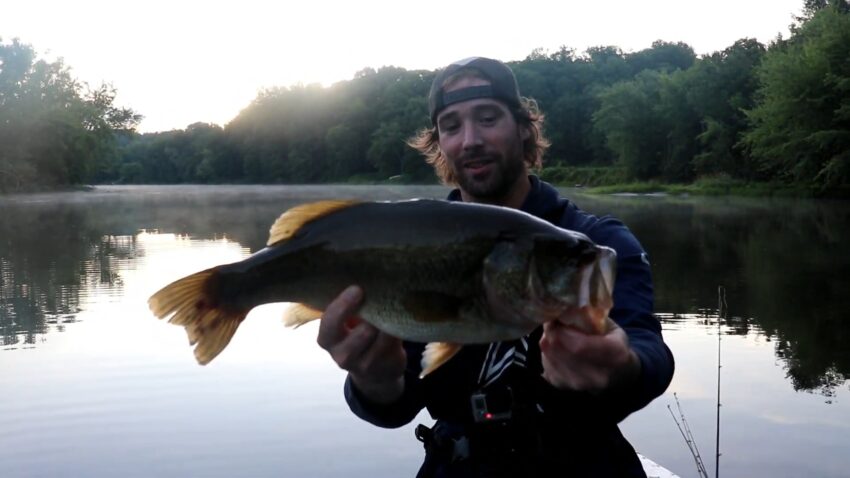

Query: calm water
[{"left": 1, "top": 185, "right": 849, "bottom": 478}]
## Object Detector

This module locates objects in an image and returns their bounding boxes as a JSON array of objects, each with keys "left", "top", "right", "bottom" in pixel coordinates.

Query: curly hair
[{"left": 408, "top": 69, "right": 550, "bottom": 186}]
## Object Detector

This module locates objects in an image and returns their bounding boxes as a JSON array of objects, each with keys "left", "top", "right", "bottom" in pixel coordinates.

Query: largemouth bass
[{"left": 148, "top": 199, "right": 616, "bottom": 375}]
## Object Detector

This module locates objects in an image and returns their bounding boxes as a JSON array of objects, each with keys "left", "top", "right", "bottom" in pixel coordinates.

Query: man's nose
[{"left": 462, "top": 122, "right": 483, "bottom": 151}]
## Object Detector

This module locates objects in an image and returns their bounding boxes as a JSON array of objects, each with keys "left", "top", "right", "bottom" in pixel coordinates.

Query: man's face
[{"left": 435, "top": 76, "right": 528, "bottom": 204}]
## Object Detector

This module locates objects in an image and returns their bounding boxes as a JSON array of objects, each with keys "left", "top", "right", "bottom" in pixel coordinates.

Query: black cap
[{"left": 428, "top": 57, "right": 522, "bottom": 126}]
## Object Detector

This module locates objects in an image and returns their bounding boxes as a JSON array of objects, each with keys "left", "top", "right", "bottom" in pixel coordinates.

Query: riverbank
[
  {"left": 583, "top": 180, "right": 850, "bottom": 198},
  {"left": 2, "top": 170, "right": 847, "bottom": 199},
  {"left": 538, "top": 166, "right": 849, "bottom": 198}
]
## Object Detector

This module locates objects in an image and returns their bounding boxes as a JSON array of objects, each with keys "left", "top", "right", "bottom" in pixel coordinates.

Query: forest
[{"left": 1, "top": 0, "right": 848, "bottom": 195}]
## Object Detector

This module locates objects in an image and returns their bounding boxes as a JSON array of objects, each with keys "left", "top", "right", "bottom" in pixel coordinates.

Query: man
[{"left": 317, "top": 57, "right": 674, "bottom": 477}]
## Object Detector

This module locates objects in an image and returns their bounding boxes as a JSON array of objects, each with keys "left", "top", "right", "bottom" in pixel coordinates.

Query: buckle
[
  {"left": 415, "top": 423, "right": 470, "bottom": 462},
  {"left": 415, "top": 424, "right": 431, "bottom": 444},
  {"left": 470, "top": 387, "right": 514, "bottom": 423}
]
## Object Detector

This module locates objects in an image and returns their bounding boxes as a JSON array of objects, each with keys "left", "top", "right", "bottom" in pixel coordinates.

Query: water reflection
[
  {"left": 1, "top": 185, "right": 849, "bottom": 477},
  {"left": 569, "top": 192, "right": 850, "bottom": 398},
  {"left": 1, "top": 223, "right": 136, "bottom": 350},
  {"left": 0, "top": 185, "right": 448, "bottom": 351},
  {"left": 2, "top": 186, "right": 849, "bottom": 397}
]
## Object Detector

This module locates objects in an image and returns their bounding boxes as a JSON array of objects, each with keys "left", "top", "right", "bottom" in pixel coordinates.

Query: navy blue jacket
[{"left": 345, "top": 176, "right": 674, "bottom": 477}]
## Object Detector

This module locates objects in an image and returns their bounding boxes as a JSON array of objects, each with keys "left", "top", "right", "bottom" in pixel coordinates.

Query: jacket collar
[{"left": 447, "top": 175, "right": 563, "bottom": 219}]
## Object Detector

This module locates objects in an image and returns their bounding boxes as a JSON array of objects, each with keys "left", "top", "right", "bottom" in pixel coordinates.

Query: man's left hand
[{"left": 539, "top": 313, "right": 641, "bottom": 393}]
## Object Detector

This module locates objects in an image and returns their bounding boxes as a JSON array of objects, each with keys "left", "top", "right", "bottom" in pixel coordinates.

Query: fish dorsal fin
[
  {"left": 420, "top": 342, "right": 462, "bottom": 378},
  {"left": 267, "top": 200, "right": 360, "bottom": 246},
  {"left": 283, "top": 303, "right": 323, "bottom": 328}
]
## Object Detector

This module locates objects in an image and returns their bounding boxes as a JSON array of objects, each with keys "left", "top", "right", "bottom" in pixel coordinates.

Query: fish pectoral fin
[
  {"left": 267, "top": 200, "right": 360, "bottom": 246},
  {"left": 283, "top": 303, "right": 323, "bottom": 328},
  {"left": 420, "top": 342, "right": 462, "bottom": 378},
  {"left": 402, "top": 291, "right": 463, "bottom": 323}
]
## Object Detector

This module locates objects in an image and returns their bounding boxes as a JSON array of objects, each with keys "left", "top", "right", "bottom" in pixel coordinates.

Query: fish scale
[{"left": 148, "top": 199, "right": 616, "bottom": 372}]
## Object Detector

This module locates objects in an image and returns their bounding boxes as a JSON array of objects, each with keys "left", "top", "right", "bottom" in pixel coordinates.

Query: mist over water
[{"left": 1, "top": 185, "right": 848, "bottom": 477}]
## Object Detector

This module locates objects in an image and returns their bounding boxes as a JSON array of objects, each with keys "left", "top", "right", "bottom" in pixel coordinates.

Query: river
[{"left": 1, "top": 185, "right": 849, "bottom": 477}]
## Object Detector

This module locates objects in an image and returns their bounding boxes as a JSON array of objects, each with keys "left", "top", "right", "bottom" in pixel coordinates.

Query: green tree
[
  {"left": 657, "top": 71, "right": 701, "bottom": 181},
  {"left": 799, "top": 0, "right": 849, "bottom": 19},
  {"left": 325, "top": 124, "right": 365, "bottom": 177},
  {"left": 594, "top": 67, "right": 703, "bottom": 182},
  {"left": 627, "top": 40, "right": 697, "bottom": 73},
  {"left": 742, "top": 5, "right": 850, "bottom": 188},
  {"left": 594, "top": 71, "right": 680, "bottom": 180},
  {"left": 515, "top": 48, "right": 601, "bottom": 166},
  {"left": 0, "top": 38, "right": 140, "bottom": 192},
  {"left": 686, "top": 39, "right": 766, "bottom": 179},
  {"left": 367, "top": 122, "right": 409, "bottom": 177}
]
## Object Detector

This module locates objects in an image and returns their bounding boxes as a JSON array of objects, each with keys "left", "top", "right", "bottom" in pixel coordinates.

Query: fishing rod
[
  {"left": 669, "top": 285, "right": 726, "bottom": 478},
  {"left": 667, "top": 393, "right": 708, "bottom": 478},
  {"left": 716, "top": 286, "right": 726, "bottom": 478}
]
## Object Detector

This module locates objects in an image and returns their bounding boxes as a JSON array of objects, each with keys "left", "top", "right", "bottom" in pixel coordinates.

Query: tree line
[
  {"left": 2, "top": 1, "right": 848, "bottom": 194},
  {"left": 0, "top": 39, "right": 141, "bottom": 192}
]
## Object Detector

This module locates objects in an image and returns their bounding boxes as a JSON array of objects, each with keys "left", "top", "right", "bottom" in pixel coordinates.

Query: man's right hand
[{"left": 317, "top": 285, "right": 407, "bottom": 404}]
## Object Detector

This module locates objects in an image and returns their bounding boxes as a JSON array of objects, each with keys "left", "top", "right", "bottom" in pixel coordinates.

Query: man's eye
[
  {"left": 441, "top": 122, "right": 459, "bottom": 133},
  {"left": 478, "top": 109, "right": 501, "bottom": 124}
]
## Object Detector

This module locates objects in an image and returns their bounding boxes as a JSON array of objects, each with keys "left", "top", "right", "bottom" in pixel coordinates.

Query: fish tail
[{"left": 148, "top": 268, "right": 248, "bottom": 365}]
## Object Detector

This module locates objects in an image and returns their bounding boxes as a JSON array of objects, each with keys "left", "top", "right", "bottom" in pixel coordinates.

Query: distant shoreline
[{"left": 3, "top": 177, "right": 846, "bottom": 200}]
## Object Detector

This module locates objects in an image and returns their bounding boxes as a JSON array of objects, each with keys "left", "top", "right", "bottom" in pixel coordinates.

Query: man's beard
[{"left": 454, "top": 152, "right": 526, "bottom": 202}]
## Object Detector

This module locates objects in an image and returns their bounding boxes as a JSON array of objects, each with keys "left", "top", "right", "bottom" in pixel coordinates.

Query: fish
[{"left": 148, "top": 199, "right": 616, "bottom": 376}]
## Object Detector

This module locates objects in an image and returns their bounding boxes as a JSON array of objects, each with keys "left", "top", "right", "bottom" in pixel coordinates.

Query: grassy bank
[{"left": 540, "top": 166, "right": 848, "bottom": 198}]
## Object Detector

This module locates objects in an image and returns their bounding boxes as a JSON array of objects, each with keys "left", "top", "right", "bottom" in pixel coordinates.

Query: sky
[{"left": 2, "top": 0, "right": 805, "bottom": 133}]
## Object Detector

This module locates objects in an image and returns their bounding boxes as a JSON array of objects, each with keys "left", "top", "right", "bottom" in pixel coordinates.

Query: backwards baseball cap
[{"left": 428, "top": 57, "right": 522, "bottom": 126}]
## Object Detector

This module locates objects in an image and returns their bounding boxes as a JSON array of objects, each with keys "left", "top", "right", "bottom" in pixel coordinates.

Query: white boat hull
[{"left": 639, "top": 454, "right": 681, "bottom": 478}]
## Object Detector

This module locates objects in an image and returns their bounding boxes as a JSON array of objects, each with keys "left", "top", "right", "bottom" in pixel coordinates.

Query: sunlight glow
[{"left": 1, "top": 0, "right": 804, "bottom": 132}]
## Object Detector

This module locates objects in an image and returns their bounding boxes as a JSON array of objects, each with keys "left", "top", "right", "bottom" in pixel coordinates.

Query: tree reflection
[
  {"left": 0, "top": 203, "right": 137, "bottom": 349},
  {"left": 583, "top": 194, "right": 850, "bottom": 397},
  {"left": 3, "top": 187, "right": 849, "bottom": 399}
]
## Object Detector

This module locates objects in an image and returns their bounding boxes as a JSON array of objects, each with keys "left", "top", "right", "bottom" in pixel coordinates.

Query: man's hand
[
  {"left": 317, "top": 285, "right": 407, "bottom": 404},
  {"left": 539, "top": 310, "right": 641, "bottom": 393}
]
